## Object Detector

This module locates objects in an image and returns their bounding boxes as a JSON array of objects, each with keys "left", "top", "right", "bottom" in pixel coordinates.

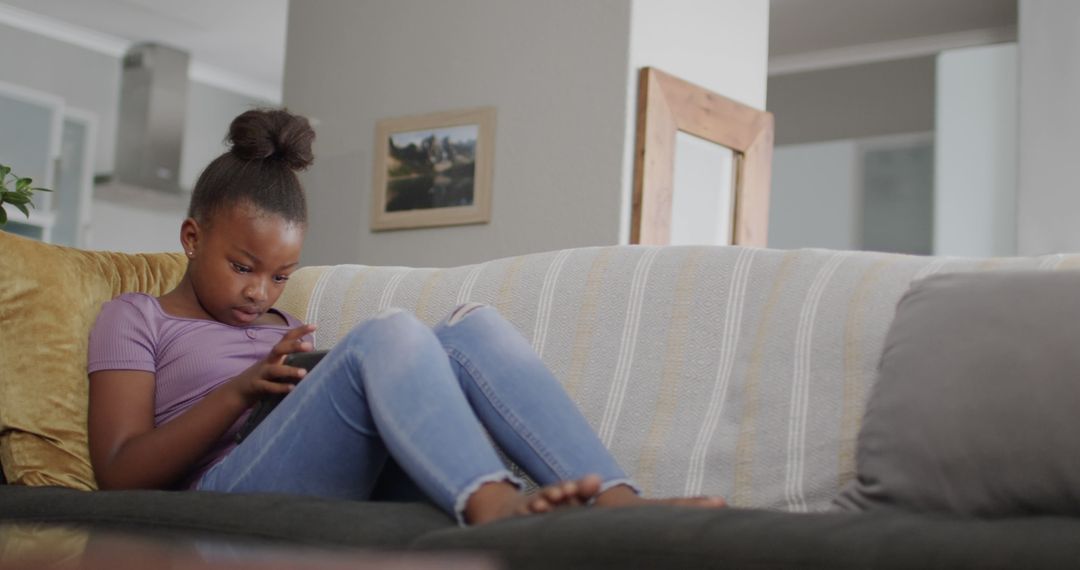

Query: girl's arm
[
  {"left": 88, "top": 369, "right": 249, "bottom": 490},
  {"left": 88, "top": 324, "right": 315, "bottom": 490}
]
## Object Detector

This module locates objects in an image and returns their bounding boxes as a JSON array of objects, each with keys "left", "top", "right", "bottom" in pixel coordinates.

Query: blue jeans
[{"left": 196, "top": 304, "right": 635, "bottom": 523}]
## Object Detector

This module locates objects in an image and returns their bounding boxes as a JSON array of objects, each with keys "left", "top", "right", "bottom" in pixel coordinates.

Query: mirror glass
[{"left": 670, "top": 131, "right": 736, "bottom": 246}]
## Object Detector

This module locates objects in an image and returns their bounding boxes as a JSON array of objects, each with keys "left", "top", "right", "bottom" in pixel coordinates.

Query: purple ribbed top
[{"left": 87, "top": 292, "right": 309, "bottom": 488}]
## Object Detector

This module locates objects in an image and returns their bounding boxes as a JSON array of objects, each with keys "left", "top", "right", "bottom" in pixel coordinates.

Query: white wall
[
  {"left": 88, "top": 188, "right": 186, "bottom": 253},
  {"left": 0, "top": 21, "right": 268, "bottom": 183},
  {"left": 88, "top": 80, "right": 268, "bottom": 252},
  {"left": 0, "top": 20, "right": 271, "bottom": 252},
  {"left": 0, "top": 22, "right": 119, "bottom": 175},
  {"left": 768, "top": 140, "right": 859, "bottom": 250},
  {"left": 621, "top": 0, "right": 770, "bottom": 243},
  {"left": 934, "top": 43, "right": 1017, "bottom": 257},
  {"left": 180, "top": 82, "right": 272, "bottom": 190},
  {"left": 1017, "top": 0, "right": 1080, "bottom": 254},
  {"left": 628, "top": 1, "right": 768, "bottom": 109}
]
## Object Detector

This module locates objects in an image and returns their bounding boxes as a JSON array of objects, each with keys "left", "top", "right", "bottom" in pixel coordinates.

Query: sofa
[{"left": 2, "top": 229, "right": 1080, "bottom": 569}]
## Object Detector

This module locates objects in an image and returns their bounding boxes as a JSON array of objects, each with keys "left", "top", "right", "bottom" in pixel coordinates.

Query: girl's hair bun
[{"left": 227, "top": 108, "right": 315, "bottom": 171}]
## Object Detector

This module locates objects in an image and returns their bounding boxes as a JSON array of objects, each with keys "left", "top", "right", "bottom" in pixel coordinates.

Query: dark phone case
[
  {"left": 283, "top": 349, "right": 330, "bottom": 371},
  {"left": 234, "top": 350, "right": 331, "bottom": 443}
]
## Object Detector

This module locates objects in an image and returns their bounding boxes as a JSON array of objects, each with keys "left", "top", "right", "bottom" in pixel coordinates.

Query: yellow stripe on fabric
[
  {"left": 495, "top": 256, "right": 527, "bottom": 315},
  {"left": 414, "top": 269, "right": 445, "bottom": 323},
  {"left": 1058, "top": 255, "right": 1080, "bottom": 269},
  {"left": 837, "top": 258, "right": 894, "bottom": 490},
  {"left": 732, "top": 250, "right": 798, "bottom": 507},
  {"left": 273, "top": 266, "right": 328, "bottom": 322},
  {"left": 564, "top": 248, "right": 615, "bottom": 400},
  {"left": 335, "top": 270, "right": 371, "bottom": 340},
  {"left": 976, "top": 258, "right": 1004, "bottom": 271},
  {"left": 635, "top": 249, "right": 704, "bottom": 496}
]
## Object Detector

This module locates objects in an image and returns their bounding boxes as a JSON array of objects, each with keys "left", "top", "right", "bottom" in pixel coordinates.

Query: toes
[
  {"left": 560, "top": 481, "right": 580, "bottom": 505},
  {"left": 576, "top": 474, "right": 603, "bottom": 500},
  {"left": 529, "top": 497, "right": 552, "bottom": 513},
  {"left": 693, "top": 496, "right": 726, "bottom": 507},
  {"left": 542, "top": 485, "right": 565, "bottom": 504}
]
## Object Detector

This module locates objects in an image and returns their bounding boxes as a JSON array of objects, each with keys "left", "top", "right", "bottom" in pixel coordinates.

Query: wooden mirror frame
[{"left": 630, "top": 67, "right": 774, "bottom": 246}]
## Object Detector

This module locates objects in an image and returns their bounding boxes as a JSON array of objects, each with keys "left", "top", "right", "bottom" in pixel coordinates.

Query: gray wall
[
  {"left": 767, "top": 57, "right": 936, "bottom": 146},
  {"left": 1017, "top": 0, "right": 1080, "bottom": 254},
  {"left": 284, "top": 0, "right": 634, "bottom": 268},
  {"left": 285, "top": 0, "right": 770, "bottom": 267}
]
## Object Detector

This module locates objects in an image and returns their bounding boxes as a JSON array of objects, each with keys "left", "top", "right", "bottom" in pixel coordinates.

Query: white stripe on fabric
[
  {"left": 786, "top": 252, "right": 847, "bottom": 512},
  {"left": 377, "top": 271, "right": 408, "bottom": 311},
  {"left": 456, "top": 263, "right": 488, "bottom": 305},
  {"left": 597, "top": 247, "right": 660, "bottom": 447},
  {"left": 684, "top": 248, "right": 755, "bottom": 495},
  {"left": 912, "top": 257, "right": 951, "bottom": 281},
  {"left": 1039, "top": 254, "right": 1065, "bottom": 270},
  {"left": 532, "top": 249, "right": 573, "bottom": 358},
  {"left": 306, "top": 266, "right": 340, "bottom": 348}
]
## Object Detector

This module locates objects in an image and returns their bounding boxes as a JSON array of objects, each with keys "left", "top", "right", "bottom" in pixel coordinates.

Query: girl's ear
[{"left": 180, "top": 217, "right": 200, "bottom": 258}]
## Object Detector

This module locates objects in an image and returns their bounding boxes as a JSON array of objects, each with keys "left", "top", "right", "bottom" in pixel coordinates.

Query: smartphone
[
  {"left": 235, "top": 349, "right": 331, "bottom": 444},
  {"left": 284, "top": 349, "right": 330, "bottom": 372}
]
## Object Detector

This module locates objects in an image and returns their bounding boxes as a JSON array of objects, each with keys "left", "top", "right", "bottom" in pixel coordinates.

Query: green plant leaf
[
  {"left": 4, "top": 193, "right": 29, "bottom": 205},
  {"left": 0, "top": 165, "right": 9, "bottom": 179},
  {"left": 0, "top": 207, "right": 7, "bottom": 225},
  {"left": 13, "top": 202, "right": 29, "bottom": 219},
  {"left": 32, "top": 187, "right": 52, "bottom": 192},
  {"left": 16, "top": 178, "right": 31, "bottom": 192}
]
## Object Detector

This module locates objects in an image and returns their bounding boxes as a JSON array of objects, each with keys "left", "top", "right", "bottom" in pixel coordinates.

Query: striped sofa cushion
[{"left": 274, "top": 245, "right": 1080, "bottom": 512}]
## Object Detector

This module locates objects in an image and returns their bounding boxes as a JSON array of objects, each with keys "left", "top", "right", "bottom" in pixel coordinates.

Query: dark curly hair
[{"left": 187, "top": 108, "right": 315, "bottom": 226}]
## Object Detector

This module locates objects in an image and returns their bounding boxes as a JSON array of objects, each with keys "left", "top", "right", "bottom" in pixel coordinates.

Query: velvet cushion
[
  {"left": 835, "top": 271, "right": 1080, "bottom": 515},
  {"left": 0, "top": 231, "right": 186, "bottom": 489}
]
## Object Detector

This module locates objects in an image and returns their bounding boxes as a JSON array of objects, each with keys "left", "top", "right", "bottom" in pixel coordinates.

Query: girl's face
[{"left": 182, "top": 202, "right": 304, "bottom": 326}]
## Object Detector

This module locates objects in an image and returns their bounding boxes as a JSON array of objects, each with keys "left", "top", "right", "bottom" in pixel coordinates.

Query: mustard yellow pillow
[{"left": 0, "top": 231, "right": 186, "bottom": 489}]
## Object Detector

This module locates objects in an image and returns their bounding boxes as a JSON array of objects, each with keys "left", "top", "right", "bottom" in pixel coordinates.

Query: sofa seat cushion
[
  {"left": 0, "top": 232, "right": 186, "bottom": 489},
  {"left": 412, "top": 505, "right": 1080, "bottom": 570},
  {"left": 0, "top": 486, "right": 452, "bottom": 549}
]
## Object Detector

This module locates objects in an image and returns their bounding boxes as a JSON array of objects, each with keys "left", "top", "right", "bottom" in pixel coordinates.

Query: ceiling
[
  {"left": 770, "top": 0, "right": 1017, "bottom": 57},
  {"left": 0, "top": 0, "right": 287, "bottom": 99}
]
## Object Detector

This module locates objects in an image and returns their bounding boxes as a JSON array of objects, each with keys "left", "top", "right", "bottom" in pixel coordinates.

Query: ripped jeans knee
[{"left": 446, "top": 302, "right": 490, "bottom": 326}]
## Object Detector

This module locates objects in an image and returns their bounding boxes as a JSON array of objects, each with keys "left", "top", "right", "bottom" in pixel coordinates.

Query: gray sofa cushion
[
  {"left": 6, "top": 486, "right": 1080, "bottom": 568},
  {"left": 413, "top": 505, "right": 1080, "bottom": 570},
  {"left": 0, "top": 486, "right": 451, "bottom": 548},
  {"left": 836, "top": 271, "right": 1080, "bottom": 516}
]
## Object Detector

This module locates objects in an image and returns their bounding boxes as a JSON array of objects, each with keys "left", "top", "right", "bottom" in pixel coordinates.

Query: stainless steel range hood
[{"left": 113, "top": 43, "right": 189, "bottom": 193}]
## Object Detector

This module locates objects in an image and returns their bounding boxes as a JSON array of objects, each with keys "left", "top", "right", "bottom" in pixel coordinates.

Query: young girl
[{"left": 87, "top": 108, "right": 723, "bottom": 525}]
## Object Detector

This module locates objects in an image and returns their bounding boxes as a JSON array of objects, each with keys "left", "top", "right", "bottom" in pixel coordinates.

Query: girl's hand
[{"left": 228, "top": 324, "right": 316, "bottom": 406}]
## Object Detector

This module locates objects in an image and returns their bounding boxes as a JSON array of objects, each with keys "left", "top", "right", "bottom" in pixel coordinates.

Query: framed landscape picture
[{"left": 371, "top": 107, "right": 495, "bottom": 231}]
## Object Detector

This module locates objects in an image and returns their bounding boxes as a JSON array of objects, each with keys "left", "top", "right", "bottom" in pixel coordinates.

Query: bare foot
[
  {"left": 464, "top": 474, "right": 603, "bottom": 525},
  {"left": 592, "top": 484, "right": 726, "bottom": 509}
]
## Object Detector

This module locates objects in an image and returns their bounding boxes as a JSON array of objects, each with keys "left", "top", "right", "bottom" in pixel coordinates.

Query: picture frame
[
  {"left": 371, "top": 107, "right": 495, "bottom": 231},
  {"left": 631, "top": 67, "right": 774, "bottom": 246}
]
